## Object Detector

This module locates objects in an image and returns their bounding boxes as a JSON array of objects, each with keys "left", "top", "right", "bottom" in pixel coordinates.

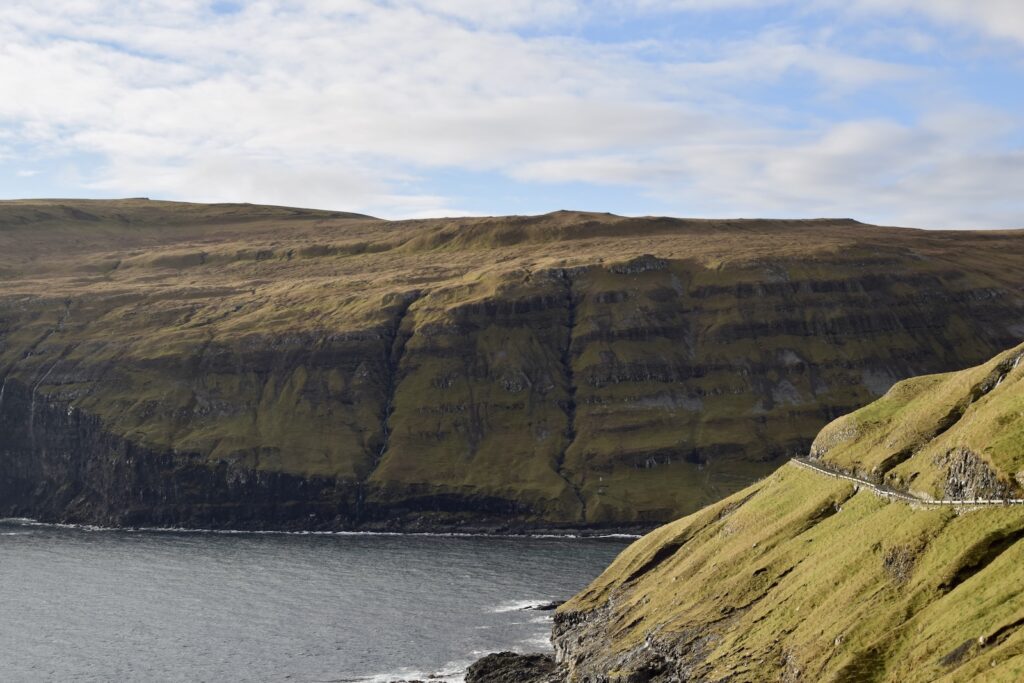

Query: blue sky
[{"left": 1, "top": 1, "right": 1023, "bottom": 227}]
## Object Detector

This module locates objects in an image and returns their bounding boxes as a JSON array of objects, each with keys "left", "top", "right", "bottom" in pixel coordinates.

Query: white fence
[{"left": 789, "top": 458, "right": 1024, "bottom": 507}]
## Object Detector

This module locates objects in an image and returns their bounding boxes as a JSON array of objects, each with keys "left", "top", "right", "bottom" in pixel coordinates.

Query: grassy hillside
[
  {"left": 1, "top": 199, "right": 1023, "bottom": 528},
  {"left": 555, "top": 342, "right": 1024, "bottom": 681},
  {"left": 812, "top": 343, "right": 1024, "bottom": 500}
]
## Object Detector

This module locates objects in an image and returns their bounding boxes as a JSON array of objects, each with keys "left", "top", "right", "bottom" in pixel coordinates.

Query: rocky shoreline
[
  {"left": 465, "top": 652, "right": 560, "bottom": 683},
  {"left": 386, "top": 652, "right": 560, "bottom": 683},
  {"left": 386, "top": 600, "right": 568, "bottom": 683},
  {"left": 393, "top": 601, "right": 569, "bottom": 683}
]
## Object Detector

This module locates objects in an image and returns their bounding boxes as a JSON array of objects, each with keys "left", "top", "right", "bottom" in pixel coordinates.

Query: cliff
[
  {"left": 1, "top": 199, "right": 1023, "bottom": 530},
  {"left": 552, "top": 341, "right": 1024, "bottom": 681}
]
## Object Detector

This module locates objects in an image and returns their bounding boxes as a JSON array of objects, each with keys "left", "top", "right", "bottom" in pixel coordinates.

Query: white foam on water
[
  {"left": 490, "top": 599, "right": 553, "bottom": 613},
  {"left": 354, "top": 673, "right": 464, "bottom": 683},
  {"left": 519, "top": 635, "right": 552, "bottom": 650},
  {"left": 595, "top": 533, "right": 642, "bottom": 539},
  {"left": 350, "top": 659, "right": 469, "bottom": 683},
  {"left": 0, "top": 518, "right": 635, "bottom": 541}
]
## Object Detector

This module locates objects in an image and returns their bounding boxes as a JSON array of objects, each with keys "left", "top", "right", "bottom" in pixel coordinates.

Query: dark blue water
[{"left": 0, "top": 520, "right": 628, "bottom": 682}]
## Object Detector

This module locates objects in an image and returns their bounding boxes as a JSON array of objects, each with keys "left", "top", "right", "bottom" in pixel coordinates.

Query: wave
[
  {"left": 595, "top": 533, "right": 643, "bottom": 539},
  {"left": 346, "top": 659, "right": 470, "bottom": 683},
  {"left": 519, "top": 634, "right": 553, "bottom": 650},
  {"left": 489, "top": 599, "right": 555, "bottom": 613}
]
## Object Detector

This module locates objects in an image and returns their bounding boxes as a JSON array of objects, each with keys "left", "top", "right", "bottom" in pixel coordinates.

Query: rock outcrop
[
  {"left": 465, "top": 652, "right": 559, "bottom": 683},
  {"left": 1, "top": 199, "right": 1024, "bottom": 530},
  {"left": 937, "top": 447, "right": 1014, "bottom": 500}
]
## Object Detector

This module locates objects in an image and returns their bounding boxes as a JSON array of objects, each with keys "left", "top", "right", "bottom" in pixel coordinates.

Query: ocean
[{"left": 0, "top": 520, "right": 628, "bottom": 682}]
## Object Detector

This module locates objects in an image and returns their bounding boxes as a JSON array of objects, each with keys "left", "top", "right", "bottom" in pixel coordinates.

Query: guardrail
[{"left": 789, "top": 457, "right": 1024, "bottom": 507}]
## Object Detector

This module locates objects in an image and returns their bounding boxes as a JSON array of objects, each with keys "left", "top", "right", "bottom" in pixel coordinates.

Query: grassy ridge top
[
  {"left": 1, "top": 198, "right": 1020, "bottom": 299},
  {"left": 0, "top": 198, "right": 1016, "bottom": 275},
  {"left": 0, "top": 198, "right": 976, "bottom": 349},
  {"left": 2, "top": 198, "right": 1021, "bottom": 331}
]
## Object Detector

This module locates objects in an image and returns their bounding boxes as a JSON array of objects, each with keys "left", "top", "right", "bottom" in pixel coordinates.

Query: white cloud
[
  {"left": 837, "top": 0, "right": 1024, "bottom": 45},
  {"left": 628, "top": 0, "right": 1024, "bottom": 46},
  {"left": 662, "top": 29, "right": 923, "bottom": 92},
  {"left": 402, "top": 0, "right": 581, "bottom": 27},
  {"left": 620, "top": 0, "right": 791, "bottom": 9},
  {"left": 0, "top": 0, "right": 1020, "bottom": 224},
  {"left": 514, "top": 108, "right": 1024, "bottom": 228}
]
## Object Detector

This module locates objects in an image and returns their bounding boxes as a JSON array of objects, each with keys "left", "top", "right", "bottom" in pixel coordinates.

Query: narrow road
[{"left": 789, "top": 457, "right": 1024, "bottom": 507}]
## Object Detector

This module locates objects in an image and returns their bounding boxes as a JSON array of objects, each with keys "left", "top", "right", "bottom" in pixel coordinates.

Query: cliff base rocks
[{"left": 465, "top": 652, "right": 559, "bottom": 683}]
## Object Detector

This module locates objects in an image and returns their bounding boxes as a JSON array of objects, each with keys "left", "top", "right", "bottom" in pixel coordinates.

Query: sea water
[{"left": 0, "top": 520, "right": 628, "bottom": 682}]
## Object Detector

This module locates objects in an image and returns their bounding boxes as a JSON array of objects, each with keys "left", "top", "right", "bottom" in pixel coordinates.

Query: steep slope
[
  {"left": 554, "top": 341, "right": 1024, "bottom": 681},
  {"left": 810, "top": 343, "right": 1024, "bottom": 501},
  {"left": 1, "top": 199, "right": 1023, "bottom": 529}
]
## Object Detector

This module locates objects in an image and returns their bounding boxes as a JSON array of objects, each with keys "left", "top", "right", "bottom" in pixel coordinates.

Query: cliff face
[
  {"left": 553, "top": 342, "right": 1024, "bottom": 681},
  {"left": 1, "top": 199, "right": 1023, "bottom": 529}
]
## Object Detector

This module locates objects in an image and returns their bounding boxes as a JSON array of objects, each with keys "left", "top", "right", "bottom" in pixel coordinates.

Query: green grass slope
[
  {"left": 556, "top": 343, "right": 1024, "bottom": 680},
  {"left": 812, "top": 341, "right": 1024, "bottom": 500}
]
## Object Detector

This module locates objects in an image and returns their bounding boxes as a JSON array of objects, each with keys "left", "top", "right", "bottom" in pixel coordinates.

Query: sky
[{"left": 1, "top": 1, "right": 1023, "bottom": 227}]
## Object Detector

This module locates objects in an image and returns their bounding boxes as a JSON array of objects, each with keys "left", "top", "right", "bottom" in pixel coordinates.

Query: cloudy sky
[{"left": 1, "top": 1, "right": 1023, "bottom": 226}]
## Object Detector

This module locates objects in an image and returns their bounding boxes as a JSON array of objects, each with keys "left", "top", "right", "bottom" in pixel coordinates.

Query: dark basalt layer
[
  {"left": 0, "top": 376, "right": 361, "bottom": 529},
  {"left": 0, "top": 374, "right": 600, "bottom": 533}
]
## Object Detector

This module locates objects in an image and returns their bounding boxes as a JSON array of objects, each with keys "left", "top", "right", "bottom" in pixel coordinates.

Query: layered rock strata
[{"left": 1, "top": 199, "right": 1023, "bottom": 529}]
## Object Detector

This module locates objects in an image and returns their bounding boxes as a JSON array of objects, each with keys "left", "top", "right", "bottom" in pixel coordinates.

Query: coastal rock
[
  {"left": 525, "top": 601, "right": 565, "bottom": 611},
  {"left": 465, "top": 652, "right": 559, "bottom": 683}
]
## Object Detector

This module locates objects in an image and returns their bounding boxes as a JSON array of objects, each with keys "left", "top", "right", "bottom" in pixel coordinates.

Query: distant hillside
[
  {"left": 553, "top": 341, "right": 1024, "bottom": 681},
  {"left": 0, "top": 199, "right": 1023, "bottom": 530}
]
